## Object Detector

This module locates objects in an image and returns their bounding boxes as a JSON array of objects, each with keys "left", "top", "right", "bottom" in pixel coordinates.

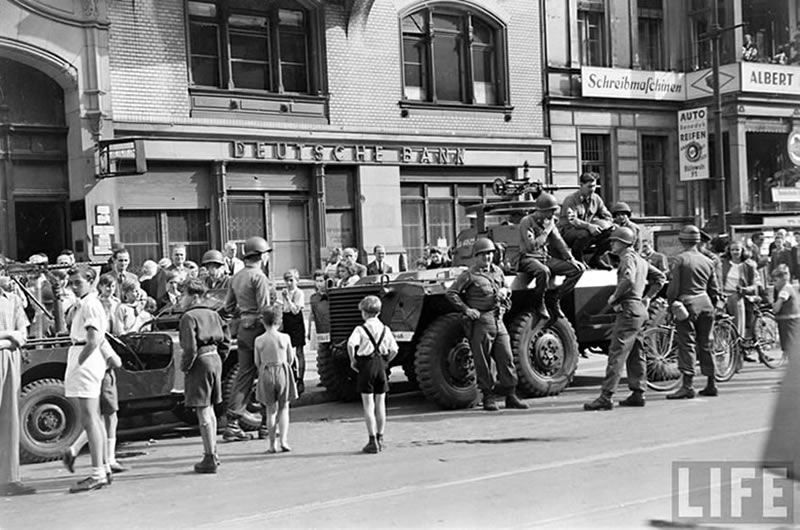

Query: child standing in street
[
  {"left": 772, "top": 266, "right": 800, "bottom": 358},
  {"left": 280, "top": 269, "right": 306, "bottom": 395},
  {"left": 179, "top": 278, "right": 230, "bottom": 473},
  {"left": 347, "top": 295, "right": 398, "bottom": 454},
  {"left": 307, "top": 270, "right": 327, "bottom": 350},
  {"left": 255, "top": 307, "right": 297, "bottom": 453}
]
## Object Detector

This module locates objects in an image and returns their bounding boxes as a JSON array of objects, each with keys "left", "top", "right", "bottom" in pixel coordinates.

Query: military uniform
[
  {"left": 445, "top": 264, "right": 518, "bottom": 402},
  {"left": 600, "top": 248, "right": 665, "bottom": 398},
  {"left": 558, "top": 190, "right": 613, "bottom": 263},
  {"left": 667, "top": 247, "right": 721, "bottom": 392}
]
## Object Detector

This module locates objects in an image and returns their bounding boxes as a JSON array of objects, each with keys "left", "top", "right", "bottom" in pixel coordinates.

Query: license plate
[
  {"left": 316, "top": 333, "right": 330, "bottom": 343},
  {"left": 394, "top": 331, "right": 414, "bottom": 342}
]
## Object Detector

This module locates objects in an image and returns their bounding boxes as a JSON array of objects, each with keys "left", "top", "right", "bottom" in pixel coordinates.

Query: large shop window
[
  {"left": 637, "top": 0, "right": 664, "bottom": 71},
  {"left": 641, "top": 135, "right": 668, "bottom": 216},
  {"left": 187, "top": 0, "right": 320, "bottom": 94},
  {"left": 324, "top": 169, "right": 357, "bottom": 250},
  {"left": 401, "top": 5, "right": 509, "bottom": 106},
  {"left": 119, "top": 210, "right": 210, "bottom": 269},
  {"left": 578, "top": 1, "right": 607, "bottom": 67},
  {"left": 580, "top": 134, "right": 612, "bottom": 204},
  {"left": 400, "top": 182, "right": 500, "bottom": 263},
  {"left": 228, "top": 195, "right": 311, "bottom": 277},
  {"left": 746, "top": 132, "right": 797, "bottom": 213}
]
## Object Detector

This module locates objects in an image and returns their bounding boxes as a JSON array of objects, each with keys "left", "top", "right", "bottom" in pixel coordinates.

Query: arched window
[{"left": 401, "top": 5, "right": 508, "bottom": 106}]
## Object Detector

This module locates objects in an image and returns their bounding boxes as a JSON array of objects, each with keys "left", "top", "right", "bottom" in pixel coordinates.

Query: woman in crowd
[{"left": 718, "top": 241, "right": 760, "bottom": 341}]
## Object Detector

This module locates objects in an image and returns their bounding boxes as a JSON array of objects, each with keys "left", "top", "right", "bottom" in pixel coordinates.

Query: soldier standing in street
[
  {"left": 584, "top": 227, "right": 665, "bottom": 411},
  {"left": 666, "top": 225, "right": 721, "bottom": 399},
  {"left": 222, "top": 236, "right": 273, "bottom": 441},
  {"left": 445, "top": 238, "right": 528, "bottom": 411},
  {"left": 609, "top": 202, "right": 641, "bottom": 253}
]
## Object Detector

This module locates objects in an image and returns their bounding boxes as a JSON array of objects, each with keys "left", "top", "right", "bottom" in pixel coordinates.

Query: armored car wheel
[
  {"left": 414, "top": 314, "right": 479, "bottom": 409},
  {"left": 221, "top": 365, "right": 262, "bottom": 431},
  {"left": 316, "top": 342, "right": 359, "bottom": 402},
  {"left": 19, "top": 378, "right": 82, "bottom": 463},
  {"left": 510, "top": 313, "right": 579, "bottom": 397}
]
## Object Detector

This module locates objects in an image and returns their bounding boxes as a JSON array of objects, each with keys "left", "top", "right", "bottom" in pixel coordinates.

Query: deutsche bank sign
[{"left": 672, "top": 461, "right": 794, "bottom": 524}]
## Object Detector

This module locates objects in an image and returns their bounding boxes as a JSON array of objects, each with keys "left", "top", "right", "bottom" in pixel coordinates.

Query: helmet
[
  {"left": 472, "top": 237, "right": 496, "bottom": 256},
  {"left": 243, "top": 236, "right": 272, "bottom": 258},
  {"left": 201, "top": 249, "right": 225, "bottom": 266},
  {"left": 535, "top": 193, "right": 559, "bottom": 211},
  {"left": 609, "top": 226, "right": 635, "bottom": 246},
  {"left": 678, "top": 225, "right": 701, "bottom": 243},
  {"left": 611, "top": 202, "right": 632, "bottom": 215}
]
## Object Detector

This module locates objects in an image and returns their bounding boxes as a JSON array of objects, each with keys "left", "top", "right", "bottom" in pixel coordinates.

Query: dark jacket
[
  {"left": 179, "top": 305, "right": 231, "bottom": 372},
  {"left": 366, "top": 260, "right": 393, "bottom": 275},
  {"left": 667, "top": 248, "right": 721, "bottom": 314}
]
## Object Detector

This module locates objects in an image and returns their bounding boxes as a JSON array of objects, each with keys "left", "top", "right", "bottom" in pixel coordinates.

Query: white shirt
[
  {"left": 70, "top": 292, "right": 108, "bottom": 342},
  {"left": 347, "top": 316, "right": 398, "bottom": 357}
]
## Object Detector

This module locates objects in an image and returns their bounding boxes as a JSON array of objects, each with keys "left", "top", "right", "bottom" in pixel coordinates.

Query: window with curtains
[
  {"left": 578, "top": 1, "right": 607, "bottom": 66},
  {"left": 641, "top": 135, "right": 669, "bottom": 216},
  {"left": 637, "top": 0, "right": 664, "bottom": 71},
  {"left": 401, "top": 5, "right": 508, "bottom": 106},
  {"left": 186, "top": 0, "right": 319, "bottom": 93},
  {"left": 118, "top": 210, "right": 210, "bottom": 270}
]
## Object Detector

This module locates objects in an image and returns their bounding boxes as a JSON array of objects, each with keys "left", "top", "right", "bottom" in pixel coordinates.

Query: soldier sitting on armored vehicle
[
  {"left": 518, "top": 193, "right": 587, "bottom": 320},
  {"left": 558, "top": 172, "right": 614, "bottom": 270}
]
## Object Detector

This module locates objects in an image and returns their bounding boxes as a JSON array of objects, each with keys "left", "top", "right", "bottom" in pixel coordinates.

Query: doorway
[{"left": 15, "top": 201, "right": 67, "bottom": 262}]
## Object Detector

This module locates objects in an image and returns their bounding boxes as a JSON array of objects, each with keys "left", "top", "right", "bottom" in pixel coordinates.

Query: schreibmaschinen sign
[
  {"left": 678, "top": 107, "right": 709, "bottom": 181},
  {"left": 581, "top": 67, "right": 685, "bottom": 101}
]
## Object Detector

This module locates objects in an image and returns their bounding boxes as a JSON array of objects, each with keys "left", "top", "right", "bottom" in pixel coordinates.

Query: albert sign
[{"left": 678, "top": 107, "right": 709, "bottom": 181}]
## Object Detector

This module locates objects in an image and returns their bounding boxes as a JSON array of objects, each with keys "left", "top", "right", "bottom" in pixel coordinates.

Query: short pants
[
  {"left": 257, "top": 363, "right": 298, "bottom": 406},
  {"left": 356, "top": 355, "right": 389, "bottom": 394},
  {"left": 184, "top": 353, "right": 222, "bottom": 408},
  {"left": 100, "top": 369, "right": 119, "bottom": 415},
  {"left": 64, "top": 345, "right": 106, "bottom": 399}
]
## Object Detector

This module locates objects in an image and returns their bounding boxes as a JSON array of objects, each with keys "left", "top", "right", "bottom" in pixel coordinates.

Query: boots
[
  {"left": 362, "top": 435, "right": 379, "bottom": 454},
  {"left": 618, "top": 391, "right": 646, "bottom": 407},
  {"left": 258, "top": 415, "right": 268, "bottom": 440},
  {"left": 699, "top": 377, "right": 718, "bottom": 397},
  {"left": 376, "top": 433, "right": 384, "bottom": 451},
  {"left": 533, "top": 297, "right": 550, "bottom": 321},
  {"left": 482, "top": 394, "right": 499, "bottom": 411},
  {"left": 222, "top": 417, "right": 251, "bottom": 442},
  {"left": 194, "top": 454, "right": 218, "bottom": 474},
  {"left": 583, "top": 394, "right": 613, "bottom": 411},
  {"left": 667, "top": 375, "right": 696, "bottom": 400},
  {"left": 544, "top": 290, "right": 565, "bottom": 320},
  {"left": 505, "top": 393, "right": 529, "bottom": 410}
]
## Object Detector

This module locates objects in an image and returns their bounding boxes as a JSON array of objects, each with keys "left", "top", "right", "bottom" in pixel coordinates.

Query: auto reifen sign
[{"left": 678, "top": 107, "right": 709, "bottom": 181}]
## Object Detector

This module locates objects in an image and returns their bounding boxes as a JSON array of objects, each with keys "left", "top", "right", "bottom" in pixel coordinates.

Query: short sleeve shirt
[
  {"left": 347, "top": 317, "right": 399, "bottom": 357},
  {"left": 0, "top": 289, "right": 29, "bottom": 336},
  {"left": 70, "top": 292, "right": 108, "bottom": 342}
]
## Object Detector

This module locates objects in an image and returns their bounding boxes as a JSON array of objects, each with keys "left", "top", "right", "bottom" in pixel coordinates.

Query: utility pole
[{"left": 709, "top": 0, "right": 726, "bottom": 233}]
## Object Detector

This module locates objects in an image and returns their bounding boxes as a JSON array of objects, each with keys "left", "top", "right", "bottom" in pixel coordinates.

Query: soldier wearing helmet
[
  {"left": 558, "top": 172, "right": 614, "bottom": 269},
  {"left": 584, "top": 226, "right": 666, "bottom": 411},
  {"left": 665, "top": 225, "right": 721, "bottom": 400},
  {"left": 610, "top": 202, "right": 641, "bottom": 253},
  {"left": 445, "top": 237, "right": 528, "bottom": 412},
  {"left": 518, "top": 193, "right": 587, "bottom": 320},
  {"left": 222, "top": 236, "right": 274, "bottom": 441},
  {"left": 201, "top": 250, "right": 230, "bottom": 291}
]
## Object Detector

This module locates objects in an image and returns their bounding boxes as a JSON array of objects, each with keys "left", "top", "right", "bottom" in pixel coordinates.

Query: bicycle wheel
[
  {"left": 643, "top": 326, "right": 681, "bottom": 391},
  {"left": 713, "top": 318, "right": 740, "bottom": 382},
  {"left": 754, "top": 312, "right": 785, "bottom": 369}
]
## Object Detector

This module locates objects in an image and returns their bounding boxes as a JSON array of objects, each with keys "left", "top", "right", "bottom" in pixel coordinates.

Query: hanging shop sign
[
  {"left": 231, "top": 142, "right": 466, "bottom": 165},
  {"left": 678, "top": 107, "right": 709, "bottom": 181},
  {"left": 96, "top": 138, "right": 147, "bottom": 178},
  {"left": 741, "top": 63, "right": 800, "bottom": 96},
  {"left": 787, "top": 130, "right": 800, "bottom": 167},
  {"left": 771, "top": 187, "right": 800, "bottom": 203}
]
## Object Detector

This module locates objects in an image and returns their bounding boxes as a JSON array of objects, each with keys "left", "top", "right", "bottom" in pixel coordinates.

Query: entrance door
[{"left": 15, "top": 201, "right": 67, "bottom": 261}]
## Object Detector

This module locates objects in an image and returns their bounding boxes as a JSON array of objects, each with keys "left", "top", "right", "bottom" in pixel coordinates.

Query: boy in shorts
[
  {"left": 179, "top": 278, "right": 230, "bottom": 474},
  {"left": 772, "top": 265, "right": 800, "bottom": 358},
  {"left": 347, "top": 295, "right": 398, "bottom": 454}
]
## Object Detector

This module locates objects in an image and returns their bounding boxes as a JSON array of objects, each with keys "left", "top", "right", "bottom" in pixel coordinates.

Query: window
[
  {"left": 187, "top": 0, "right": 317, "bottom": 94},
  {"left": 400, "top": 183, "right": 498, "bottom": 263},
  {"left": 324, "top": 169, "right": 357, "bottom": 250},
  {"left": 119, "top": 210, "right": 210, "bottom": 269},
  {"left": 687, "top": 0, "right": 733, "bottom": 71},
  {"left": 578, "top": 2, "right": 607, "bottom": 66},
  {"left": 580, "top": 134, "right": 612, "bottom": 204},
  {"left": 641, "top": 136, "right": 668, "bottom": 216},
  {"left": 637, "top": 0, "right": 663, "bottom": 70},
  {"left": 401, "top": 6, "right": 508, "bottom": 106}
]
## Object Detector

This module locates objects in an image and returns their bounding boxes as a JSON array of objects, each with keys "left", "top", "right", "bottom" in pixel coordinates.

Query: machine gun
[{"left": 491, "top": 176, "right": 560, "bottom": 201}]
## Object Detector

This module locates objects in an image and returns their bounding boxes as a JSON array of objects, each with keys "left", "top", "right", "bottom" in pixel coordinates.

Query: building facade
[
  {"left": 544, "top": 0, "right": 800, "bottom": 244},
  {"left": 1, "top": 0, "right": 550, "bottom": 274}
]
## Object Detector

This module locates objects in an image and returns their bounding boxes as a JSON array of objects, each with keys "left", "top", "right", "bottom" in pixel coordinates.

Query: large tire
[
  {"left": 510, "top": 313, "right": 579, "bottom": 397},
  {"left": 642, "top": 326, "right": 681, "bottom": 391},
  {"left": 316, "top": 342, "right": 359, "bottom": 402},
  {"left": 414, "top": 314, "right": 479, "bottom": 409},
  {"left": 221, "top": 365, "right": 262, "bottom": 431},
  {"left": 713, "top": 318, "right": 740, "bottom": 382},
  {"left": 19, "top": 378, "right": 82, "bottom": 464}
]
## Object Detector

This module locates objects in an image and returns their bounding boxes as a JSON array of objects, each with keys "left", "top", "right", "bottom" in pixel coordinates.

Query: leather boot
[
  {"left": 544, "top": 290, "right": 566, "bottom": 320},
  {"left": 505, "top": 393, "right": 529, "bottom": 410},
  {"left": 362, "top": 436, "right": 379, "bottom": 454},
  {"left": 583, "top": 394, "right": 613, "bottom": 411},
  {"left": 223, "top": 417, "right": 251, "bottom": 442},
  {"left": 194, "top": 454, "right": 218, "bottom": 474},
  {"left": 618, "top": 391, "right": 646, "bottom": 407},
  {"left": 699, "top": 377, "right": 718, "bottom": 397},
  {"left": 667, "top": 375, "right": 696, "bottom": 400},
  {"left": 482, "top": 394, "right": 499, "bottom": 411}
]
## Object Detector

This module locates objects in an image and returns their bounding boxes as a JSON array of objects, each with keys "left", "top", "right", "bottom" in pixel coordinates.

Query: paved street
[{"left": 0, "top": 356, "right": 792, "bottom": 529}]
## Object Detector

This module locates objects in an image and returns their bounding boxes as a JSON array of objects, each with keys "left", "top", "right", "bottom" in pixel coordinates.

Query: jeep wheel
[
  {"left": 221, "top": 365, "right": 262, "bottom": 431},
  {"left": 19, "top": 379, "right": 82, "bottom": 463},
  {"left": 510, "top": 313, "right": 579, "bottom": 397},
  {"left": 316, "top": 342, "right": 359, "bottom": 401},
  {"left": 414, "top": 314, "right": 479, "bottom": 409}
]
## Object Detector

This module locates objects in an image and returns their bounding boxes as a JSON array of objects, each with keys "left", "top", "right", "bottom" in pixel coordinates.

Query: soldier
[
  {"left": 201, "top": 250, "right": 230, "bottom": 291},
  {"left": 666, "top": 225, "right": 721, "bottom": 399},
  {"left": 222, "top": 236, "right": 273, "bottom": 441},
  {"left": 610, "top": 202, "right": 641, "bottom": 253},
  {"left": 584, "top": 227, "right": 666, "bottom": 411},
  {"left": 517, "top": 193, "right": 587, "bottom": 320},
  {"left": 445, "top": 238, "right": 528, "bottom": 411},
  {"left": 558, "top": 172, "right": 614, "bottom": 269}
]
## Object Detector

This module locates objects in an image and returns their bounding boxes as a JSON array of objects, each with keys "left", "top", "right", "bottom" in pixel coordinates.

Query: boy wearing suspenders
[{"left": 347, "top": 295, "right": 398, "bottom": 454}]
